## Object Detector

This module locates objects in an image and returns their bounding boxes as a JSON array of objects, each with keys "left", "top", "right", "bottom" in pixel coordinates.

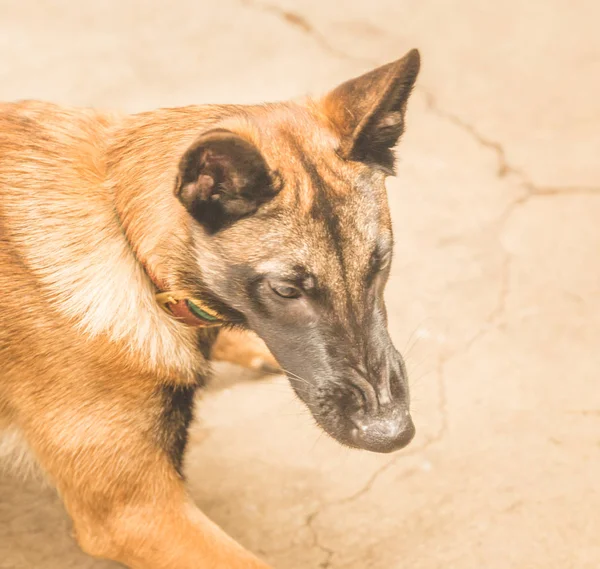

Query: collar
[
  {"left": 155, "top": 289, "right": 226, "bottom": 328},
  {"left": 144, "top": 262, "right": 226, "bottom": 328}
]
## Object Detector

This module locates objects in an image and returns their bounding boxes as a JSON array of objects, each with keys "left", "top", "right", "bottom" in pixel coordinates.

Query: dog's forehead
[
  {"left": 266, "top": 136, "right": 391, "bottom": 273},
  {"left": 258, "top": 174, "right": 391, "bottom": 282},
  {"left": 266, "top": 126, "right": 387, "bottom": 214},
  {"left": 225, "top": 104, "right": 393, "bottom": 276},
  {"left": 284, "top": 141, "right": 390, "bottom": 251}
]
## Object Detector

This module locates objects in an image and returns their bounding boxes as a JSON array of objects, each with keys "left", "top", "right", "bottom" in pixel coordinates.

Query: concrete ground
[{"left": 1, "top": 1, "right": 599, "bottom": 568}]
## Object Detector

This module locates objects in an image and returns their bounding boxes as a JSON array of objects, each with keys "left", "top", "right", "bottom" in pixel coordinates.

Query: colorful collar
[{"left": 156, "top": 290, "right": 225, "bottom": 328}]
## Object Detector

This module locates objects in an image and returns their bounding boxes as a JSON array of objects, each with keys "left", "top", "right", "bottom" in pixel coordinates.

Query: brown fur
[{"left": 0, "top": 50, "right": 420, "bottom": 568}]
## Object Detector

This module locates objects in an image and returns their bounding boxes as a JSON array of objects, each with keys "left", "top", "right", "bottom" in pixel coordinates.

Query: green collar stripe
[{"left": 186, "top": 299, "right": 220, "bottom": 322}]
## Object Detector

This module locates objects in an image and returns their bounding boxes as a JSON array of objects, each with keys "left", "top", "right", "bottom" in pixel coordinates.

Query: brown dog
[{"left": 0, "top": 49, "right": 420, "bottom": 568}]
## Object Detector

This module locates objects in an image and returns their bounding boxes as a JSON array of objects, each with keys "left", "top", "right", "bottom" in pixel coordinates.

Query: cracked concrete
[{"left": 1, "top": 1, "right": 599, "bottom": 568}]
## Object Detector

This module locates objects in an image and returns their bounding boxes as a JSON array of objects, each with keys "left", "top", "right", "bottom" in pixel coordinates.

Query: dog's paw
[{"left": 210, "top": 329, "right": 281, "bottom": 376}]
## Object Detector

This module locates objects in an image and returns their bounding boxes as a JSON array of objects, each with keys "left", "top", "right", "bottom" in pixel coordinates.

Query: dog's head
[{"left": 176, "top": 50, "right": 420, "bottom": 453}]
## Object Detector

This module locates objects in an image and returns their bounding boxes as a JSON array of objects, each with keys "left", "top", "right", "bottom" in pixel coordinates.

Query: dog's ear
[
  {"left": 321, "top": 49, "right": 420, "bottom": 174},
  {"left": 175, "top": 129, "right": 278, "bottom": 233}
]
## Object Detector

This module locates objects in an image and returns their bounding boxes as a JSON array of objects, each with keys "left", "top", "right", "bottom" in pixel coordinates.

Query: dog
[{"left": 0, "top": 49, "right": 420, "bottom": 568}]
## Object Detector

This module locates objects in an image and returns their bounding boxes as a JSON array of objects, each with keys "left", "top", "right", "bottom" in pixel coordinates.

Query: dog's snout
[
  {"left": 338, "top": 357, "right": 414, "bottom": 453},
  {"left": 350, "top": 406, "right": 415, "bottom": 453}
]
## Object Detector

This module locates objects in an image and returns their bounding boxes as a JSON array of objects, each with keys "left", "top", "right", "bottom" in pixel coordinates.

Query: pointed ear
[
  {"left": 175, "top": 129, "right": 279, "bottom": 233},
  {"left": 321, "top": 49, "right": 420, "bottom": 174}
]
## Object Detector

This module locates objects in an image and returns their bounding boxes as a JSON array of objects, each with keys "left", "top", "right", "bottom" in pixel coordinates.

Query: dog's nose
[{"left": 350, "top": 406, "right": 415, "bottom": 453}]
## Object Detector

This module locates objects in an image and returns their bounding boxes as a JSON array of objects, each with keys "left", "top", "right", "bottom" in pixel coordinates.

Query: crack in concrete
[
  {"left": 306, "top": 509, "right": 335, "bottom": 568},
  {"left": 421, "top": 90, "right": 518, "bottom": 180},
  {"left": 239, "top": 0, "right": 370, "bottom": 63},
  {"left": 450, "top": 181, "right": 599, "bottom": 357},
  {"left": 423, "top": 89, "right": 599, "bottom": 354},
  {"left": 422, "top": 89, "right": 600, "bottom": 197}
]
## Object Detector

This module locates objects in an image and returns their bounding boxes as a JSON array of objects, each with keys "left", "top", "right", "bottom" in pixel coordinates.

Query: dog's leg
[
  {"left": 17, "top": 381, "right": 272, "bottom": 569},
  {"left": 211, "top": 329, "right": 280, "bottom": 374}
]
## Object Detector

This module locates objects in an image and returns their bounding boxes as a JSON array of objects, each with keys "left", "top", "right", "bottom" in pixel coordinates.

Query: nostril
[
  {"left": 347, "top": 383, "right": 368, "bottom": 411},
  {"left": 346, "top": 372, "right": 379, "bottom": 413}
]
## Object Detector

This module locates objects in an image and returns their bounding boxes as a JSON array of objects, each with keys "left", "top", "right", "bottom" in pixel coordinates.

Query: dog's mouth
[{"left": 288, "top": 375, "right": 415, "bottom": 454}]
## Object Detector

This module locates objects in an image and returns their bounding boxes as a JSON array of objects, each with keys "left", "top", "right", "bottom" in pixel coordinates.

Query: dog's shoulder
[{"left": 0, "top": 101, "right": 201, "bottom": 380}]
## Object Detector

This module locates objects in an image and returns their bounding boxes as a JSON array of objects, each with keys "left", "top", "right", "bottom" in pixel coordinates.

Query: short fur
[{"left": 0, "top": 50, "right": 420, "bottom": 568}]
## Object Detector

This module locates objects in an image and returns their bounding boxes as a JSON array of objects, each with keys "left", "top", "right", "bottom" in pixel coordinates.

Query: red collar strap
[{"left": 155, "top": 290, "right": 226, "bottom": 328}]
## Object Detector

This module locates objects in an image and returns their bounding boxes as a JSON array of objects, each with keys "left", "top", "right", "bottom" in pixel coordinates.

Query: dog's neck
[
  {"left": 107, "top": 109, "right": 230, "bottom": 327},
  {"left": 108, "top": 115, "right": 196, "bottom": 282}
]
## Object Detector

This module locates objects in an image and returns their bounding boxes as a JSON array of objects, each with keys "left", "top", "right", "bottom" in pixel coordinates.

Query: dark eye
[{"left": 270, "top": 282, "right": 302, "bottom": 299}]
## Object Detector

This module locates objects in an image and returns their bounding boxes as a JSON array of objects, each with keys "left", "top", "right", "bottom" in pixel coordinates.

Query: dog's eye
[{"left": 270, "top": 283, "right": 302, "bottom": 299}]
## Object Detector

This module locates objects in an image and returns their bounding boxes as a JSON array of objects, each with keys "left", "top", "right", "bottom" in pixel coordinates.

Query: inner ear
[
  {"left": 321, "top": 49, "right": 420, "bottom": 174},
  {"left": 175, "top": 129, "right": 278, "bottom": 233}
]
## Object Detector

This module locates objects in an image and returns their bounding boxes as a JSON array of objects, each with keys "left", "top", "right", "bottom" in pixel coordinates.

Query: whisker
[{"left": 266, "top": 366, "right": 314, "bottom": 388}]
